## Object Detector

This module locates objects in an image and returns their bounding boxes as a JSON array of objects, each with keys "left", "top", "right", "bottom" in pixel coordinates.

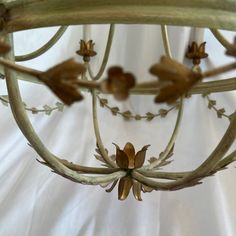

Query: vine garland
[
  {"left": 203, "top": 93, "right": 235, "bottom": 121},
  {"left": 97, "top": 95, "right": 180, "bottom": 121},
  {"left": 0, "top": 95, "right": 64, "bottom": 115}
]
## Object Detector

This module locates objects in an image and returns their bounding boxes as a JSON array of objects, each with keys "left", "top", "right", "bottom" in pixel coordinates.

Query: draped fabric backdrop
[{"left": 0, "top": 25, "right": 235, "bottom": 236}]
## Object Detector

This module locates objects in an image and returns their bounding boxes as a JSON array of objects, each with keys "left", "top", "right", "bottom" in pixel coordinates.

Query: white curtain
[{"left": 0, "top": 25, "right": 235, "bottom": 236}]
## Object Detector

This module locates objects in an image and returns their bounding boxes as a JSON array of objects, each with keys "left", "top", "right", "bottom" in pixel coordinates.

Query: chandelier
[{"left": 0, "top": 0, "right": 235, "bottom": 201}]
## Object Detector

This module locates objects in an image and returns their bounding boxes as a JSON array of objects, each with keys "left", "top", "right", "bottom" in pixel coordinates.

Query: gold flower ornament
[
  {"left": 101, "top": 67, "right": 136, "bottom": 101},
  {"left": 185, "top": 41, "right": 208, "bottom": 65},
  {"left": 105, "top": 142, "right": 153, "bottom": 201}
]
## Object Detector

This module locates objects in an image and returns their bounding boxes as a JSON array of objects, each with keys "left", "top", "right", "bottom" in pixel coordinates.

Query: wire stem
[
  {"left": 92, "top": 90, "right": 117, "bottom": 168},
  {"left": 15, "top": 26, "right": 68, "bottom": 61},
  {"left": 88, "top": 24, "right": 115, "bottom": 80},
  {"left": 210, "top": 28, "right": 233, "bottom": 50}
]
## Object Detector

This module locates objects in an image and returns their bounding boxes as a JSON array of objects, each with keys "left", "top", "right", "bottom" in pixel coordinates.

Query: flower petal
[
  {"left": 123, "top": 142, "right": 136, "bottom": 169},
  {"left": 132, "top": 180, "right": 142, "bottom": 201},
  {"left": 108, "top": 66, "right": 123, "bottom": 77},
  {"left": 134, "top": 145, "right": 150, "bottom": 168},
  {"left": 142, "top": 184, "right": 154, "bottom": 193},
  {"left": 102, "top": 66, "right": 136, "bottom": 101},
  {"left": 113, "top": 143, "right": 129, "bottom": 168},
  {"left": 105, "top": 179, "right": 119, "bottom": 193},
  {"left": 118, "top": 177, "right": 133, "bottom": 200},
  {"left": 124, "top": 73, "right": 136, "bottom": 88}
]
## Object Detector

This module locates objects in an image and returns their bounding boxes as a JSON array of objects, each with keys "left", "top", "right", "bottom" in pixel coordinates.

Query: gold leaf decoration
[
  {"left": 101, "top": 67, "right": 136, "bottom": 101},
  {"left": 77, "top": 40, "right": 97, "bottom": 62},
  {"left": 150, "top": 56, "right": 202, "bottom": 104},
  {"left": 225, "top": 37, "right": 236, "bottom": 57},
  {"left": 113, "top": 142, "right": 150, "bottom": 169},
  {"left": 39, "top": 59, "right": 86, "bottom": 105},
  {"left": 101, "top": 142, "right": 153, "bottom": 201},
  {"left": 0, "top": 37, "right": 10, "bottom": 54},
  {"left": 186, "top": 41, "right": 208, "bottom": 65}
]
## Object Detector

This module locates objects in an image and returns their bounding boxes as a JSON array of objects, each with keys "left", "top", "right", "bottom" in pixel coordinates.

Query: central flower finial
[
  {"left": 103, "top": 142, "right": 152, "bottom": 201},
  {"left": 114, "top": 142, "right": 149, "bottom": 169}
]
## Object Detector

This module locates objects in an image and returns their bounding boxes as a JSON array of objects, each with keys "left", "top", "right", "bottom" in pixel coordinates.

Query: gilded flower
[
  {"left": 101, "top": 67, "right": 136, "bottom": 101},
  {"left": 38, "top": 59, "right": 86, "bottom": 105},
  {"left": 150, "top": 56, "right": 202, "bottom": 104},
  {"left": 186, "top": 41, "right": 208, "bottom": 65},
  {"left": 76, "top": 40, "right": 97, "bottom": 62},
  {"left": 114, "top": 142, "right": 149, "bottom": 169},
  {"left": 105, "top": 142, "right": 153, "bottom": 201},
  {"left": 0, "top": 37, "right": 10, "bottom": 54},
  {"left": 225, "top": 37, "right": 236, "bottom": 57}
]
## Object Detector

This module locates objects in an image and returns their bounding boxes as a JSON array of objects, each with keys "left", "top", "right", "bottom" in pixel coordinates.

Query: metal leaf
[
  {"left": 105, "top": 179, "right": 118, "bottom": 192},
  {"left": 113, "top": 143, "right": 129, "bottom": 169},
  {"left": 38, "top": 59, "right": 86, "bottom": 105},
  {"left": 148, "top": 157, "right": 158, "bottom": 164},
  {"left": 118, "top": 177, "right": 133, "bottom": 200},
  {"left": 99, "top": 98, "right": 108, "bottom": 107},
  {"left": 132, "top": 180, "right": 142, "bottom": 201},
  {"left": 134, "top": 145, "right": 150, "bottom": 168},
  {"left": 159, "top": 108, "right": 168, "bottom": 118},
  {"left": 111, "top": 106, "right": 119, "bottom": 115},
  {"left": 134, "top": 115, "right": 142, "bottom": 120},
  {"left": 123, "top": 142, "right": 136, "bottom": 169},
  {"left": 208, "top": 99, "right": 216, "bottom": 109},
  {"left": 146, "top": 112, "right": 155, "bottom": 121},
  {"left": 56, "top": 102, "right": 64, "bottom": 112},
  {"left": 43, "top": 105, "right": 52, "bottom": 115},
  {"left": 217, "top": 108, "right": 225, "bottom": 118}
]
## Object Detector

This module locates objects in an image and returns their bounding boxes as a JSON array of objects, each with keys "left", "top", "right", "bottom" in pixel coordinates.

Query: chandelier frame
[{"left": 0, "top": 0, "right": 235, "bottom": 200}]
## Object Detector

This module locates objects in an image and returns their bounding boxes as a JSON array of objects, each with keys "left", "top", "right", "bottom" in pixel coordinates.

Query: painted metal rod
[
  {"left": 92, "top": 90, "right": 117, "bottom": 168},
  {"left": 88, "top": 24, "right": 115, "bottom": 81},
  {"left": 138, "top": 150, "right": 236, "bottom": 179},
  {"left": 3, "top": 1, "right": 236, "bottom": 32},
  {"left": 161, "top": 25, "right": 172, "bottom": 58},
  {"left": 132, "top": 112, "right": 236, "bottom": 190},
  {"left": 4, "top": 33, "right": 125, "bottom": 185},
  {"left": 143, "top": 97, "right": 184, "bottom": 170},
  {"left": 15, "top": 26, "right": 68, "bottom": 62},
  {"left": 142, "top": 24, "right": 183, "bottom": 170},
  {"left": 210, "top": 28, "right": 233, "bottom": 50}
]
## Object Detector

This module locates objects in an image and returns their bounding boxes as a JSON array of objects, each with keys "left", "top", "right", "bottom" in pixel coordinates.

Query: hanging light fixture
[{"left": 0, "top": 0, "right": 235, "bottom": 201}]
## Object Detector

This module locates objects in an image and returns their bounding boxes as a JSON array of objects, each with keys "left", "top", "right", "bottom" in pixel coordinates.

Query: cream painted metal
[{"left": 2, "top": 0, "right": 236, "bottom": 32}]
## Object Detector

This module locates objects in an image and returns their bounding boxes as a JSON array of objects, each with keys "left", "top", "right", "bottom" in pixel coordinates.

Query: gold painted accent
[
  {"left": 150, "top": 56, "right": 202, "bottom": 103},
  {"left": 101, "top": 66, "right": 136, "bottom": 101},
  {"left": 226, "top": 37, "right": 236, "bottom": 57},
  {"left": 186, "top": 41, "right": 208, "bottom": 65},
  {"left": 77, "top": 40, "right": 97, "bottom": 62}
]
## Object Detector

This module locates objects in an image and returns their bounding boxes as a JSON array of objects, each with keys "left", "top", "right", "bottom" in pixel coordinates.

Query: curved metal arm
[
  {"left": 4, "top": 33, "right": 125, "bottom": 185},
  {"left": 141, "top": 25, "right": 183, "bottom": 170},
  {"left": 143, "top": 97, "right": 184, "bottom": 170},
  {"left": 132, "top": 112, "right": 236, "bottom": 190},
  {"left": 88, "top": 24, "right": 115, "bottom": 80},
  {"left": 138, "top": 150, "right": 236, "bottom": 180},
  {"left": 161, "top": 25, "right": 172, "bottom": 58},
  {"left": 92, "top": 90, "right": 117, "bottom": 168},
  {"left": 15, "top": 26, "right": 68, "bottom": 62},
  {"left": 210, "top": 28, "right": 233, "bottom": 50}
]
